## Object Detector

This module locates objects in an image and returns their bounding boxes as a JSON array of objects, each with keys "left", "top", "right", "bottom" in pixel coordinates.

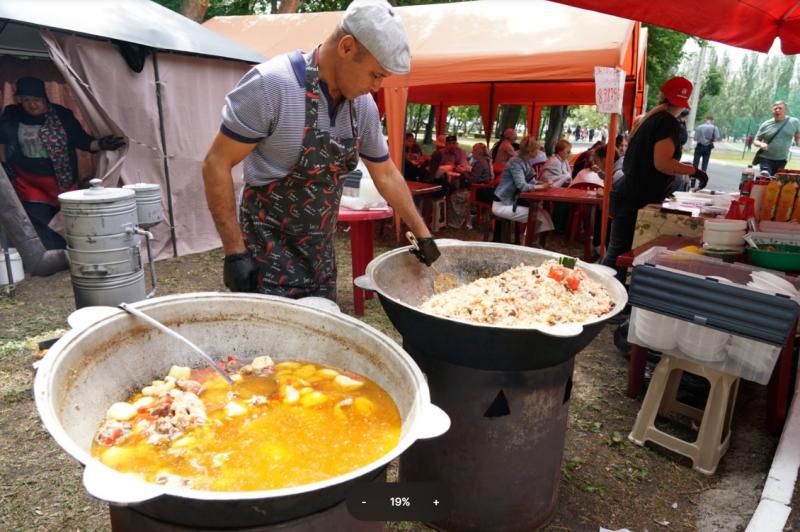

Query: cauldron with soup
[{"left": 34, "top": 293, "right": 449, "bottom": 529}]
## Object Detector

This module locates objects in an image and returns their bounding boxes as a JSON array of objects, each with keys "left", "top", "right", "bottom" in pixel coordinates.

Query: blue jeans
[{"left": 693, "top": 144, "right": 713, "bottom": 172}]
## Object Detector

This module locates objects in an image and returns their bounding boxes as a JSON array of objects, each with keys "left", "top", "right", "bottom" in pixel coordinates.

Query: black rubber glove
[
  {"left": 690, "top": 167, "right": 709, "bottom": 190},
  {"left": 409, "top": 237, "right": 441, "bottom": 266},
  {"left": 98, "top": 135, "right": 126, "bottom": 151},
  {"left": 223, "top": 251, "right": 258, "bottom": 292}
]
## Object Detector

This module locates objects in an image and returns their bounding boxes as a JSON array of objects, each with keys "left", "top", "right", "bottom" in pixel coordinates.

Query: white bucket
[{"left": 0, "top": 248, "right": 25, "bottom": 285}]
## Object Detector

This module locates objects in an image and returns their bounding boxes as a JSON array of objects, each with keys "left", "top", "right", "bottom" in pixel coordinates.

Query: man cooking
[{"left": 202, "top": 0, "right": 439, "bottom": 300}]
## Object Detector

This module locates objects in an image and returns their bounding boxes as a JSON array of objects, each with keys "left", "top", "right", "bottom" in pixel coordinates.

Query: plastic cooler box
[{"left": 626, "top": 248, "right": 799, "bottom": 384}]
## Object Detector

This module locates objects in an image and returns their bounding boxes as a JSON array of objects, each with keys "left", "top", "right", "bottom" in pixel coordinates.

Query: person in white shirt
[{"left": 540, "top": 139, "right": 572, "bottom": 187}]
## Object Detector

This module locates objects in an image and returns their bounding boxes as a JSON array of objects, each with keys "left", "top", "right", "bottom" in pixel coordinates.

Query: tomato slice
[
  {"left": 565, "top": 273, "right": 581, "bottom": 291},
  {"left": 548, "top": 266, "right": 566, "bottom": 282}
]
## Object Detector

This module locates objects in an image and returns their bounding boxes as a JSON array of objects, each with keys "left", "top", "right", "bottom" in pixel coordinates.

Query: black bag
[{"left": 751, "top": 148, "right": 763, "bottom": 166}]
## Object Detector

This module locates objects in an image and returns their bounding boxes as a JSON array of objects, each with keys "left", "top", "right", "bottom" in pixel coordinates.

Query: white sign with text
[{"left": 594, "top": 67, "right": 625, "bottom": 114}]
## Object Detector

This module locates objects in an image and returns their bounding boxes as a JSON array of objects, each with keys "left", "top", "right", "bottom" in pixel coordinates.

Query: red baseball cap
[{"left": 660, "top": 76, "right": 693, "bottom": 108}]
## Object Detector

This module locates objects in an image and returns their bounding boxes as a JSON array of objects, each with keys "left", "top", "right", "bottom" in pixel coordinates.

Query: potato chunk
[
  {"left": 251, "top": 356, "right": 274, "bottom": 370},
  {"left": 334, "top": 374, "right": 365, "bottom": 391},
  {"left": 300, "top": 391, "right": 328, "bottom": 407},
  {"left": 106, "top": 402, "right": 137, "bottom": 421},
  {"left": 168, "top": 365, "right": 191, "bottom": 380}
]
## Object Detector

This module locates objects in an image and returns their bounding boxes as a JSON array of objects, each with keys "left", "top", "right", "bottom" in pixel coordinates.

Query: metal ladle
[
  {"left": 406, "top": 232, "right": 460, "bottom": 294},
  {"left": 118, "top": 302, "right": 235, "bottom": 385}
]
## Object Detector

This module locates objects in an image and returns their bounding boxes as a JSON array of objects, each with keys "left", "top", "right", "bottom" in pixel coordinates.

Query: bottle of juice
[
  {"left": 760, "top": 176, "right": 782, "bottom": 221},
  {"left": 791, "top": 178, "right": 800, "bottom": 223},
  {"left": 751, "top": 175, "right": 768, "bottom": 219},
  {"left": 775, "top": 175, "right": 799, "bottom": 221}
]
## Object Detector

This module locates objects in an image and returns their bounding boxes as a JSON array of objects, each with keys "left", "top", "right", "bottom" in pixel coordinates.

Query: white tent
[{"left": 0, "top": 0, "right": 264, "bottom": 258}]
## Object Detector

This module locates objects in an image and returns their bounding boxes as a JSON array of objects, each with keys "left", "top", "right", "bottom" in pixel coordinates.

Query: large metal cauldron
[
  {"left": 34, "top": 293, "right": 449, "bottom": 529},
  {"left": 356, "top": 241, "right": 627, "bottom": 531}
]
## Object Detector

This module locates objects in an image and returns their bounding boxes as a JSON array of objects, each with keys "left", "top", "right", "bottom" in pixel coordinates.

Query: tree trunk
[
  {"left": 423, "top": 105, "right": 435, "bottom": 144},
  {"left": 270, "top": 0, "right": 278, "bottom": 13},
  {"left": 494, "top": 105, "right": 522, "bottom": 138},
  {"left": 180, "top": 0, "right": 209, "bottom": 22},
  {"left": 543, "top": 105, "right": 569, "bottom": 157},
  {"left": 278, "top": 0, "right": 301, "bottom": 13}
]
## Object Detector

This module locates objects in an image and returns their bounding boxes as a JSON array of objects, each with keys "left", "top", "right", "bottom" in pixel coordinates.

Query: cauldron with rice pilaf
[
  {"left": 33, "top": 293, "right": 450, "bottom": 529},
  {"left": 356, "top": 241, "right": 627, "bottom": 531}
]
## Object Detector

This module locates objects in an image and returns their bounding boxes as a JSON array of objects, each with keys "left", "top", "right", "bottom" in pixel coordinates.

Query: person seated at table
[
  {"left": 438, "top": 134, "right": 470, "bottom": 189},
  {"left": 403, "top": 132, "right": 426, "bottom": 181},
  {"left": 491, "top": 128, "right": 518, "bottom": 165},
  {"left": 424, "top": 148, "right": 450, "bottom": 198},
  {"left": 540, "top": 139, "right": 572, "bottom": 188},
  {"left": 571, "top": 140, "right": 603, "bottom": 178},
  {"left": 467, "top": 142, "right": 493, "bottom": 185},
  {"left": 491, "top": 136, "right": 553, "bottom": 241},
  {"left": 615, "top": 133, "right": 628, "bottom": 157}
]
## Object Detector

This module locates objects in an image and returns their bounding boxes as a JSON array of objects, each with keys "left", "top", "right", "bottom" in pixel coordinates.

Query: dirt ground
[{"left": 0, "top": 223, "right": 797, "bottom": 531}]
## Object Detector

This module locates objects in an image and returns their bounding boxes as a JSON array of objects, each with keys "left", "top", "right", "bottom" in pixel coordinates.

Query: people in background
[
  {"left": 540, "top": 139, "right": 572, "bottom": 187},
  {"left": 693, "top": 115, "right": 721, "bottom": 172},
  {"left": 468, "top": 142, "right": 493, "bottom": 184},
  {"left": 0, "top": 76, "right": 126, "bottom": 249},
  {"left": 491, "top": 136, "right": 553, "bottom": 238},
  {"left": 601, "top": 77, "right": 707, "bottom": 280},
  {"left": 403, "top": 132, "right": 425, "bottom": 181},
  {"left": 744, "top": 132, "right": 754, "bottom": 152},
  {"left": 492, "top": 127, "right": 518, "bottom": 165},
  {"left": 615, "top": 134, "right": 628, "bottom": 157},
  {"left": 753, "top": 101, "right": 800, "bottom": 176},
  {"left": 571, "top": 140, "right": 603, "bottom": 178}
]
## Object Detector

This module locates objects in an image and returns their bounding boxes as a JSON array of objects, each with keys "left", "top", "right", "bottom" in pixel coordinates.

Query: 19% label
[{"left": 346, "top": 482, "right": 451, "bottom": 521}]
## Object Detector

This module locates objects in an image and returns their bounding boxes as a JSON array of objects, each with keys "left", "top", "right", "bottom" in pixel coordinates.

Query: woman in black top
[{"left": 601, "top": 77, "right": 707, "bottom": 278}]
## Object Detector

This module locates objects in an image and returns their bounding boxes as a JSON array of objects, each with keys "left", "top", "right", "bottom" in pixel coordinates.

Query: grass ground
[{"left": 0, "top": 223, "right": 796, "bottom": 531}]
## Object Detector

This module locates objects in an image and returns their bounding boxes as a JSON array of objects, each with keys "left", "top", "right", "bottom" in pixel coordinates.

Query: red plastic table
[
  {"left": 519, "top": 187, "right": 602, "bottom": 261},
  {"left": 394, "top": 181, "right": 443, "bottom": 241},
  {"left": 617, "top": 233, "right": 798, "bottom": 433},
  {"left": 338, "top": 205, "right": 394, "bottom": 317}
]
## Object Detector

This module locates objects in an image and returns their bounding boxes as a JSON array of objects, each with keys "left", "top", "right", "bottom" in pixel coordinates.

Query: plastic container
[
  {"left": 775, "top": 177, "right": 799, "bottom": 222},
  {"left": 704, "top": 218, "right": 747, "bottom": 232},
  {"left": 677, "top": 322, "right": 730, "bottom": 362},
  {"left": 0, "top": 248, "right": 24, "bottom": 285},
  {"left": 629, "top": 308, "right": 679, "bottom": 351},
  {"left": 342, "top": 170, "right": 362, "bottom": 198},
  {"left": 760, "top": 178, "right": 782, "bottom": 221},
  {"left": 702, "top": 228, "right": 745, "bottom": 248},
  {"left": 726, "top": 336, "right": 782, "bottom": 385}
]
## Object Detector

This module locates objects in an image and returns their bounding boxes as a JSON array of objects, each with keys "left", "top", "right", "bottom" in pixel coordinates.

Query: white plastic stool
[
  {"left": 431, "top": 197, "right": 447, "bottom": 231},
  {"left": 628, "top": 353, "right": 739, "bottom": 475}
]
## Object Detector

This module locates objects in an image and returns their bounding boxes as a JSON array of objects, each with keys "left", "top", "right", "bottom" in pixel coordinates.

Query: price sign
[{"left": 594, "top": 66, "right": 625, "bottom": 114}]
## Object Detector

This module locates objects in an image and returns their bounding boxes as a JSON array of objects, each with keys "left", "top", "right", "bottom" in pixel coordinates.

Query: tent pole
[
  {"left": 599, "top": 112, "right": 618, "bottom": 259},
  {"left": 486, "top": 83, "right": 495, "bottom": 144},
  {"left": 152, "top": 53, "right": 179, "bottom": 257}
]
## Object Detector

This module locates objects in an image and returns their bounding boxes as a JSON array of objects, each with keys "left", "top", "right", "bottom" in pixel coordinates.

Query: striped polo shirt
[{"left": 221, "top": 51, "right": 389, "bottom": 187}]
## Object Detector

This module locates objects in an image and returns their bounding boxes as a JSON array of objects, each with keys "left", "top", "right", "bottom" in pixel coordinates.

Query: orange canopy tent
[{"left": 204, "top": 0, "right": 646, "bottom": 169}]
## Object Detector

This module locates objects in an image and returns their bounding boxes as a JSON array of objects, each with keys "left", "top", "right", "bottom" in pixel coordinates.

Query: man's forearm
[{"left": 202, "top": 162, "right": 246, "bottom": 255}]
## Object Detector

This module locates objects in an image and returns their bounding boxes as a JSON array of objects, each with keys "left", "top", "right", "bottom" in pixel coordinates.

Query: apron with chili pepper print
[{"left": 240, "top": 50, "right": 359, "bottom": 300}]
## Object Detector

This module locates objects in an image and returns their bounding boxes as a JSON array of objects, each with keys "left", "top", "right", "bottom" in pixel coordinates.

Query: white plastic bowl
[
  {"left": 632, "top": 309, "right": 679, "bottom": 351},
  {"left": 677, "top": 322, "right": 729, "bottom": 362},
  {"left": 704, "top": 218, "right": 747, "bottom": 232},
  {"left": 703, "top": 228, "right": 745, "bottom": 248}
]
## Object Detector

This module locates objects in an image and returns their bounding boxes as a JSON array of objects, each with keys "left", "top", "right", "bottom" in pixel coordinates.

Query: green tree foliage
[
  {"left": 644, "top": 25, "right": 691, "bottom": 109},
  {"left": 703, "top": 53, "right": 798, "bottom": 140},
  {"left": 695, "top": 47, "right": 724, "bottom": 121}
]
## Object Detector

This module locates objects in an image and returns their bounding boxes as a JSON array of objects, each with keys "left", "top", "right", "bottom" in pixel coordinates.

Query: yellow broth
[{"left": 90, "top": 360, "right": 401, "bottom": 491}]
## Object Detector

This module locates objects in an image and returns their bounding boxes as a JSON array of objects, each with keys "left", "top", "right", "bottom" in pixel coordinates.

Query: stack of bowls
[
  {"left": 702, "top": 219, "right": 746, "bottom": 255},
  {"left": 632, "top": 308, "right": 680, "bottom": 351},
  {"left": 677, "top": 322, "right": 730, "bottom": 362}
]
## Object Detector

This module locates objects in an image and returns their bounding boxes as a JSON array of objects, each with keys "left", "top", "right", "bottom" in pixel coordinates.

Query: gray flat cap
[{"left": 342, "top": 0, "right": 411, "bottom": 76}]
